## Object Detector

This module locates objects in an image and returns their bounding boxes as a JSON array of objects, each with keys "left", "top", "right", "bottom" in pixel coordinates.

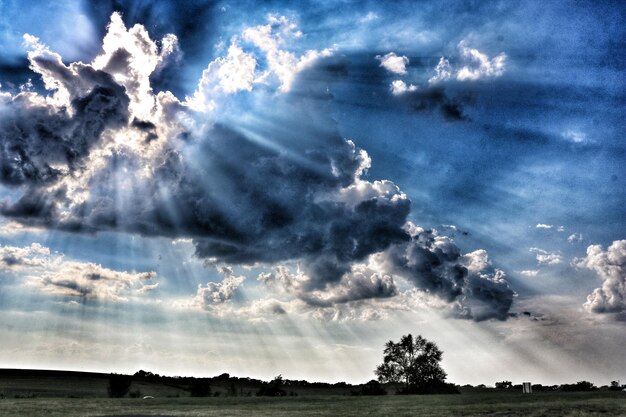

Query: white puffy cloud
[
  {"left": 536, "top": 223, "right": 553, "bottom": 229},
  {"left": 91, "top": 12, "right": 179, "bottom": 120},
  {"left": 463, "top": 249, "right": 492, "bottom": 273},
  {"left": 188, "top": 42, "right": 257, "bottom": 111},
  {"left": 456, "top": 41, "right": 507, "bottom": 81},
  {"left": 188, "top": 15, "right": 333, "bottom": 110},
  {"left": 576, "top": 240, "right": 626, "bottom": 314},
  {"left": 428, "top": 57, "right": 452, "bottom": 84},
  {"left": 429, "top": 41, "right": 507, "bottom": 84},
  {"left": 192, "top": 266, "right": 245, "bottom": 309},
  {"left": 242, "top": 15, "right": 333, "bottom": 92},
  {"left": 0, "top": 243, "right": 50, "bottom": 270},
  {"left": 518, "top": 270, "right": 539, "bottom": 277},
  {"left": 529, "top": 247, "right": 563, "bottom": 265},
  {"left": 0, "top": 243, "right": 157, "bottom": 301},
  {"left": 375, "top": 52, "right": 409, "bottom": 74},
  {"left": 389, "top": 80, "right": 417, "bottom": 95}
]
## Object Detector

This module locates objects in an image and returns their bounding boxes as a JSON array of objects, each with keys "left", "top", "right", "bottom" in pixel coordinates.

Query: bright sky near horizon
[{"left": 0, "top": 0, "right": 624, "bottom": 386}]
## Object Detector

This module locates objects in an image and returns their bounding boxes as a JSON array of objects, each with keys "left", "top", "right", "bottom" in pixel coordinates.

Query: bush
[
  {"left": 107, "top": 374, "right": 132, "bottom": 398},
  {"left": 129, "top": 389, "right": 142, "bottom": 398}
]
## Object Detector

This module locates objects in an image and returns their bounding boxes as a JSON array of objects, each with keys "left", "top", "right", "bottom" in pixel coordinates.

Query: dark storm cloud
[
  {"left": 0, "top": 75, "right": 128, "bottom": 187},
  {"left": 380, "top": 228, "right": 514, "bottom": 321},
  {"left": 408, "top": 87, "right": 470, "bottom": 121}
]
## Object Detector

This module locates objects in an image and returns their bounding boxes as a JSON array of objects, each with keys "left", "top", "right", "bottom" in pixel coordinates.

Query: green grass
[{"left": 0, "top": 391, "right": 624, "bottom": 417}]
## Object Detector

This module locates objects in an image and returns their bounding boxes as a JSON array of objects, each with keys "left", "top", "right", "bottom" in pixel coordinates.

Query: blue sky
[{"left": 0, "top": 0, "right": 624, "bottom": 385}]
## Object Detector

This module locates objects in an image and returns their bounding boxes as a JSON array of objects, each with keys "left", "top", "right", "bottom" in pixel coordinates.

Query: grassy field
[{"left": 0, "top": 391, "right": 624, "bottom": 417}]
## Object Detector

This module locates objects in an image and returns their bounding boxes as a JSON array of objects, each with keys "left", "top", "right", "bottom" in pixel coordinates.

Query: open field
[
  {"left": 1, "top": 391, "right": 625, "bottom": 417},
  {"left": 1, "top": 370, "right": 624, "bottom": 416}
]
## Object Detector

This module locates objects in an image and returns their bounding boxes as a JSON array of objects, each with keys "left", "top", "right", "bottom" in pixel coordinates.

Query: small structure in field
[{"left": 522, "top": 382, "right": 532, "bottom": 394}]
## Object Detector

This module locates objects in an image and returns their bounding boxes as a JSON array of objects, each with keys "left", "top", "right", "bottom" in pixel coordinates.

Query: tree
[
  {"left": 375, "top": 333, "right": 448, "bottom": 394},
  {"left": 189, "top": 379, "right": 211, "bottom": 397},
  {"left": 257, "top": 375, "right": 287, "bottom": 397},
  {"left": 107, "top": 374, "right": 132, "bottom": 398},
  {"left": 495, "top": 381, "right": 512, "bottom": 389}
]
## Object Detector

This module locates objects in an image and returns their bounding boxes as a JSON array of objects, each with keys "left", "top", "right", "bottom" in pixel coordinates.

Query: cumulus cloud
[
  {"left": 536, "top": 223, "right": 553, "bottom": 229},
  {"left": 241, "top": 15, "right": 333, "bottom": 92},
  {"left": 192, "top": 266, "right": 245, "bottom": 309},
  {"left": 389, "top": 80, "right": 417, "bottom": 95},
  {"left": 188, "top": 42, "right": 257, "bottom": 111},
  {"left": 429, "top": 42, "right": 506, "bottom": 84},
  {"left": 456, "top": 41, "right": 507, "bottom": 81},
  {"left": 376, "top": 52, "right": 409, "bottom": 74},
  {"left": 529, "top": 247, "right": 563, "bottom": 265},
  {"left": 428, "top": 57, "right": 452, "bottom": 84},
  {"left": 576, "top": 240, "right": 626, "bottom": 314},
  {"left": 0, "top": 13, "right": 515, "bottom": 321},
  {"left": 259, "top": 225, "right": 514, "bottom": 321},
  {"left": 0, "top": 243, "right": 157, "bottom": 301},
  {"left": 187, "top": 14, "right": 333, "bottom": 108}
]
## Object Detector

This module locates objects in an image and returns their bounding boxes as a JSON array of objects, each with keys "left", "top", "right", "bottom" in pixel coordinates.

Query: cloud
[
  {"left": 529, "top": 247, "right": 563, "bottom": 265},
  {"left": 536, "top": 223, "right": 553, "bottom": 229},
  {"left": 375, "top": 225, "right": 514, "bottom": 321},
  {"left": 192, "top": 266, "right": 245, "bottom": 309},
  {"left": 456, "top": 41, "right": 507, "bottom": 81},
  {"left": 359, "top": 12, "right": 379, "bottom": 24},
  {"left": 428, "top": 57, "right": 452, "bottom": 84},
  {"left": 0, "top": 243, "right": 157, "bottom": 301},
  {"left": 518, "top": 270, "right": 539, "bottom": 277},
  {"left": 428, "top": 42, "right": 507, "bottom": 84},
  {"left": 0, "top": 220, "right": 44, "bottom": 236},
  {"left": 187, "top": 42, "right": 256, "bottom": 111},
  {"left": 389, "top": 80, "right": 417, "bottom": 95},
  {"left": 375, "top": 52, "right": 409, "bottom": 75},
  {"left": 568, "top": 233, "right": 583, "bottom": 243},
  {"left": 0, "top": 13, "right": 515, "bottom": 322},
  {"left": 241, "top": 15, "right": 333, "bottom": 92},
  {"left": 259, "top": 224, "right": 514, "bottom": 321},
  {"left": 576, "top": 240, "right": 626, "bottom": 314}
]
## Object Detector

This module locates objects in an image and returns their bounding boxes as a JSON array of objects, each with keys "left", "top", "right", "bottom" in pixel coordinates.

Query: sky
[{"left": 0, "top": 0, "right": 624, "bottom": 386}]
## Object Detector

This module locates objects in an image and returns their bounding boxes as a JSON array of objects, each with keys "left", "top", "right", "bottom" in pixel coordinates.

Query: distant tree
[
  {"left": 257, "top": 375, "right": 287, "bottom": 397},
  {"left": 495, "top": 381, "right": 512, "bottom": 389},
  {"left": 375, "top": 334, "right": 454, "bottom": 394},
  {"left": 107, "top": 374, "right": 132, "bottom": 398},
  {"left": 189, "top": 379, "right": 211, "bottom": 397},
  {"left": 359, "top": 380, "right": 387, "bottom": 396},
  {"left": 608, "top": 380, "right": 622, "bottom": 391},
  {"left": 560, "top": 381, "right": 597, "bottom": 392}
]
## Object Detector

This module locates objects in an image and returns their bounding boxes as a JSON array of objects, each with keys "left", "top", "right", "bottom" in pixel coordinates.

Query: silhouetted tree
[
  {"left": 495, "top": 381, "right": 512, "bottom": 389},
  {"left": 560, "top": 381, "right": 597, "bottom": 392},
  {"left": 375, "top": 334, "right": 451, "bottom": 394},
  {"left": 359, "top": 380, "right": 387, "bottom": 396},
  {"left": 257, "top": 375, "right": 287, "bottom": 396},
  {"left": 107, "top": 374, "right": 132, "bottom": 398},
  {"left": 189, "top": 379, "right": 212, "bottom": 397}
]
